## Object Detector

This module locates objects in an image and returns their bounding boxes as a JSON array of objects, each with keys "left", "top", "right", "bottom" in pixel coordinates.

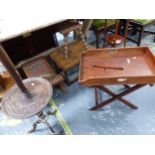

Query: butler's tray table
[{"left": 79, "top": 47, "right": 155, "bottom": 110}]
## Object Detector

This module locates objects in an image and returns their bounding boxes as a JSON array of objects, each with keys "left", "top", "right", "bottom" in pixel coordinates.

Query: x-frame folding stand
[{"left": 90, "top": 84, "right": 146, "bottom": 111}]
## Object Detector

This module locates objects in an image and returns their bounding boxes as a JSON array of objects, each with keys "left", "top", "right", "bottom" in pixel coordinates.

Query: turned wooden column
[{"left": 0, "top": 44, "right": 31, "bottom": 97}]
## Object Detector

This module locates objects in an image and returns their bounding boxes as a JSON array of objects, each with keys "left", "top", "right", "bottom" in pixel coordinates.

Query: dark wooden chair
[
  {"left": 125, "top": 19, "right": 155, "bottom": 46},
  {"left": 91, "top": 19, "right": 115, "bottom": 48},
  {"left": 22, "top": 57, "right": 65, "bottom": 92},
  {"left": 104, "top": 19, "right": 129, "bottom": 47}
]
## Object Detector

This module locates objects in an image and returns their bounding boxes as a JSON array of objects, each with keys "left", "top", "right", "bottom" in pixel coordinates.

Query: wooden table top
[
  {"left": 0, "top": 19, "right": 65, "bottom": 42},
  {"left": 79, "top": 47, "right": 155, "bottom": 86}
]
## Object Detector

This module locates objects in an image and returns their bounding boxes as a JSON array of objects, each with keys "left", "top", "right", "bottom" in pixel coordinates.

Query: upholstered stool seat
[
  {"left": 22, "top": 57, "right": 65, "bottom": 91},
  {"left": 91, "top": 19, "right": 115, "bottom": 30},
  {"left": 132, "top": 19, "right": 154, "bottom": 25}
]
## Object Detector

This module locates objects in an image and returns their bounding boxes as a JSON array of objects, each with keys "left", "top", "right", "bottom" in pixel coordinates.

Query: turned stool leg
[
  {"left": 59, "top": 82, "right": 66, "bottom": 93},
  {"left": 79, "top": 27, "right": 88, "bottom": 50},
  {"left": 95, "top": 32, "right": 100, "bottom": 48},
  {"left": 64, "top": 33, "right": 69, "bottom": 59}
]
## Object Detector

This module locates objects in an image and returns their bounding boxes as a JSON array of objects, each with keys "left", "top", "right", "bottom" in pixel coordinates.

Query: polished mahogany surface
[{"left": 79, "top": 47, "right": 155, "bottom": 86}]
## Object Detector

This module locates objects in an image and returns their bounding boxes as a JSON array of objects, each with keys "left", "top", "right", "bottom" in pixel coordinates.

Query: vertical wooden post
[
  {"left": 81, "top": 19, "right": 93, "bottom": 37},
  {"left": 0, "top": 44, "right": 31, "bottom": 97},
  {"left": 95, "top": 87, "right": 100, "bottom": 105},
  {"left": 63, "top": 33, "right": 69, "bottom": 59},
  {"left": 114, "top": 19, "right": 119, "bottom": 47},
  {"left": 103, "top": 19, "right": 108, "bottom": 47},
  {"left": 79, "top": 27, "right": 88, "bottom": 50},
  {"left": 123, "top": 19, "right": 129, "bottom": 47}
]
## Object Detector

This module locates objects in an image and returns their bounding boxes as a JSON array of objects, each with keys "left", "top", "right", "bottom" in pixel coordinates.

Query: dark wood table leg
[
  {"left": 90, "top": 84, "right": 146, "bottom": 111},
  {"left": 64, "top": 71, "right": 69, "bottom": 85},
  {"left": 95, "top": 32, "right": 99, "bottom": 48},
  {"left": 97, "top": 86, "right": 138, "bottom": 109},
  {"left": 95, "top": 87, "right": 100, "bottom": 105},
  {"left": 64, "top": 69, "right": 79, "bottom": 86},
  {"left": 137, "top": 26, "right": 144, "bottom": 46}
]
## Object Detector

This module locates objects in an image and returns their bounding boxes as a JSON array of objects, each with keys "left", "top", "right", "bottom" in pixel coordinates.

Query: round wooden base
[{"left": 1, "top": 77, "right": 52, "bottom": 119}]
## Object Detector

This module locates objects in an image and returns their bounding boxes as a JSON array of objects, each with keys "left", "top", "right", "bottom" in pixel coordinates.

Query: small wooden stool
[
  {"left": 22, "top": 57, "right": 65, "bottom": 92},
  {"left": 126, "top": 19, "right": 155, "bottom": 46},
  {"left": 50, "top": 41, "right": 94, "bottom": 85},
  {"left": 58, "top": 21, "right": 88, "bottom": 59}
]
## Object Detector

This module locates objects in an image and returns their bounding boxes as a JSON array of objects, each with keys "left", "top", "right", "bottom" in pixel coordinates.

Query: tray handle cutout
[{"left": 117, "top": 78, "right": 127, "bottom": 82}]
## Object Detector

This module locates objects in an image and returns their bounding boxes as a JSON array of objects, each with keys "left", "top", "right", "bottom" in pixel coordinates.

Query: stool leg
[
  {"left": 64, "top": 71, "right": 69, "bottom": 85},
  {"left": 73, "top": 30, "right": 77, "bottom": 40},
  {"left": 79, "top": 27, "right": 88, "bottom": 50},
  {"left": 95, "top": 32, "right": 100, "bottom": 48},
  {"left": 137, "top": 26, "right": 144, "bottom": 46},
  {"left": 123, "top": 40, "right": 126, "bottom": 47},
  {"left": 59, "top": 82, "right": 66, "bottom": 93},
  {"left": 64, "top": 33, "right": 69, "bottom": 59}
]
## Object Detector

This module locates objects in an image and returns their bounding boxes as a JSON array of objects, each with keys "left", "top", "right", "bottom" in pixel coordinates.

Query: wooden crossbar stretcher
[{"left": 79, "top": 47, "right": 155, "bottom": 110}]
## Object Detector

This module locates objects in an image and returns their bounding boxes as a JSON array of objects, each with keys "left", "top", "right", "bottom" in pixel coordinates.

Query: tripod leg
[
  {"left": 45, "top": 120, "right": 56, "bottom": 134},
  {"left": 47, "top": 109, "right": 57, "bottom": 116},
  {"left": 28, "top": 122, "right": 38, "bottom": 133}
]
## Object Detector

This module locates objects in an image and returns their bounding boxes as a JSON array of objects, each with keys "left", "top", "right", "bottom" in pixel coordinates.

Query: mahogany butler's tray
[{"left": 79, "top": 47, "right": 155, "bottom": 86}]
